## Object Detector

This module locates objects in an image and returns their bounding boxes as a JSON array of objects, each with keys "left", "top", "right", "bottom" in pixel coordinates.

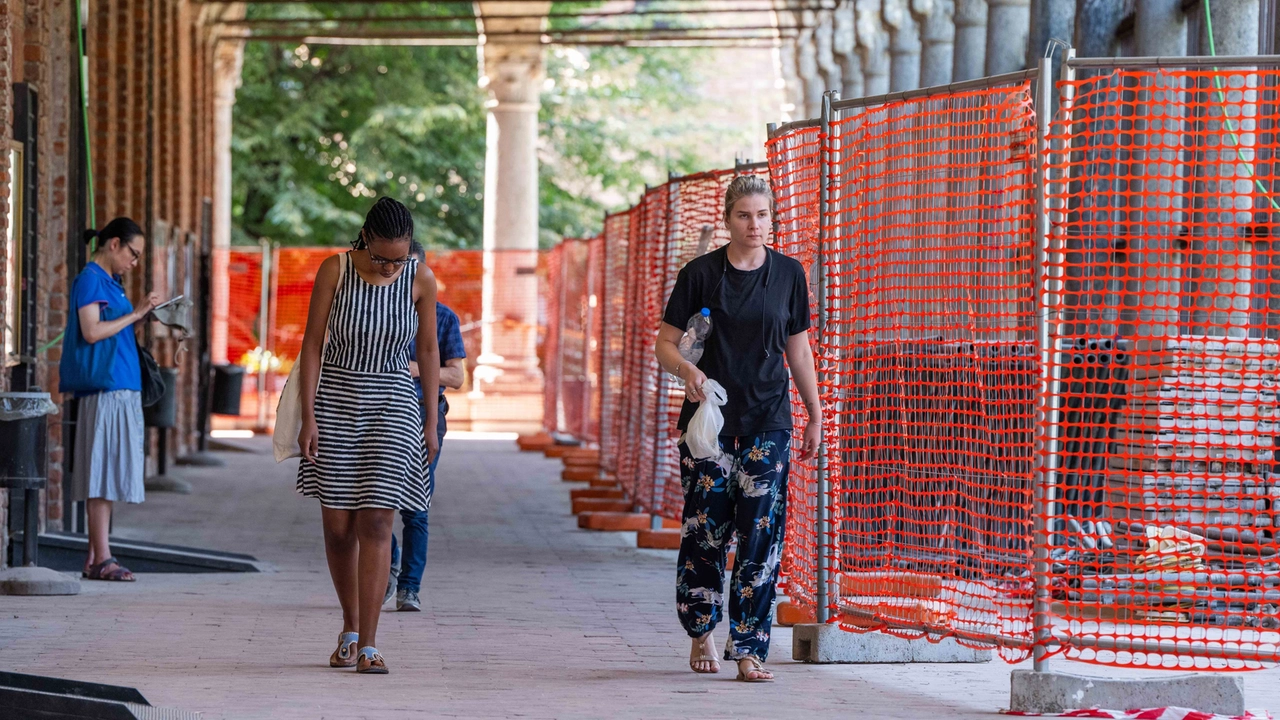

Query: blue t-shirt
[
  {"left": 410, "top": 302, "right": 466, "bottom": 399},
  {"left": 69, "top": 262, "right": 141, "bottom": 396}
]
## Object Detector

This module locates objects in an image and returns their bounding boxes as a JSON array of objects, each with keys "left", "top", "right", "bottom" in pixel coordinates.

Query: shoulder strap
[{"left": 333, "top": 252, "right": 347, "bottom": 302}]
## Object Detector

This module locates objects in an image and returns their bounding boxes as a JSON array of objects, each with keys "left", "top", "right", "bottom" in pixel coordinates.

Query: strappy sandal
[
  {"left": 329, "top": 632, "right": 359, "bottom": 668},
  {"left": 83, "top": 557, "right": 135, "bottom": 582},
  {"left": 735, "top": 656, "right": 774, "bottom": 683},
  {"left": 356, "top": 647, "right": 388, "bottom": 674},
  {"left": 689, "top": 637, "right": 720, "bottom": 674}
]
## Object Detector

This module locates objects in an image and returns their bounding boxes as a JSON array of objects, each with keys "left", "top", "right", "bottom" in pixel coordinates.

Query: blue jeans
[{"left": 391, "top": 397, "right": 446, "bottom": 593}]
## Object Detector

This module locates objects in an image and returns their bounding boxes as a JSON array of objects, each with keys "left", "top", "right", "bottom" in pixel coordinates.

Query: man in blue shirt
[{"left": 387, "top": 241, "right": 467, "bottom": 612}]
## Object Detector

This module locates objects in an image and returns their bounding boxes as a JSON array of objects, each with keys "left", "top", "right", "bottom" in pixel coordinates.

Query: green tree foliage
[{"left": 232, "top": 3, "right": 752, "bottom": 249}]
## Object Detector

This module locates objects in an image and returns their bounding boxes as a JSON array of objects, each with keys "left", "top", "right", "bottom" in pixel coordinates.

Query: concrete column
[
  {"left": 1200, "top": 0, "right": 1259, "bottom": 55},
  {"left": 857, "top": 0, "right": 892, "bottom": 96},
  {"left": 833, "top": 1, "right": 864, "bottom": 98},
  {"left": 1027, "top": 0, "right": 1075, "bottom": 67},
  {"left": 986, "top": 0, "right": 1030, "bottom": 75},
  {"left": 1075, "top": 0, "right": 1125, "bottom": 57},
  {"left": 796, "top": 27, "right": 825, "bottom": 118},
  {"left": 1134, "top": 0, "right": 1187, "bottom": 56},
  {"left": 776, "top": 40, "right": 805, "bottom": 118},
  {"left": 884, "top": 0, "right": 922, "bottom": 92},
  {"left": 210, "top": 39, "right": 243, "bottom": 366},
  {"left": 952, "top": 0, "right": 987, "bottom": 81},
  {"left": 920, "top": 0, "right": 956, "bottom": 87},
  {"left": 815, "top": 10, "right": 843, "bottom": 98},
  {"left": 475, "top": 50, "right": 544, "bottom": 395}
]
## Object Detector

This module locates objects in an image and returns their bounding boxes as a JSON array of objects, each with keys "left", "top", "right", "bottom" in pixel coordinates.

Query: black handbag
[{"left": 137, "top": 344, "right": 166, "bottom": 408}]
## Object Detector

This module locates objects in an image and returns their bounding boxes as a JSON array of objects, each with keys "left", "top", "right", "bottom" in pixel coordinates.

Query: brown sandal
[
  {"left": 735, "top": 656, "right": 774, "bottom": 682},
  {"left": 83, "top": 557, "right": 135, "bottom": 582},
  {"left": 329, "top": 632, "right": 359, "bottom": 668},
  {"left": 356, "top": 647, "right": 388, "bottom": 674}
]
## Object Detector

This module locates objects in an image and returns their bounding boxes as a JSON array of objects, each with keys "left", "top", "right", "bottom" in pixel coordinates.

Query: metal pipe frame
[
  {"left": 1067, "top": 54, "right": 1280, "bottom": 69},
  {"left": 815, "top": 90, "right": 833, "bottom": 625},
  {"left": 734, "top": 160, "right": 770, "bottom": 173},
  {"left": 767, "top": 118, "right": 820, "bottom": 139},
  {"left": 1030, "top": 54, "right": 1055, "bottom": 674},
  {"left": 838, "top": 602, "right": 1280, "bottom": 662},
  {"left": 830, "top": 68, "right": 1041, "bottom": 113}
]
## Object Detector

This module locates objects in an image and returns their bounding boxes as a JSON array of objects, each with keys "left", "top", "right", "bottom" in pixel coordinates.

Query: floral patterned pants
[{"left": 676, "top": 430, "right": 790, "bottom": 662}]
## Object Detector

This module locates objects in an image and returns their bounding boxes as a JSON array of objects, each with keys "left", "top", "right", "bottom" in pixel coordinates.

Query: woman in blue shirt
[{"left": 60, "top": 217, "right": 159, "bottom": 582}]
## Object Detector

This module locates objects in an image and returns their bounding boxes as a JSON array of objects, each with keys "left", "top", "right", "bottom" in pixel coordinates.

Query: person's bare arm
[
  {"left": 414, "top": 264, "right": 441, "bottom": 462},
  {"left": 439, "top": 358, "right": 464, "bottom": 389},
  {"left": 656, "top": 322, "right": 707, "bottom": 403},
  {"left": 297, "top": 255, "right": 340, "bottom": 462},
  {"left": 785, "top": 330, "right": 822, "bottom": 461},
  {"left": 78, "top": 292, "right": 160, "bottom": 344}
]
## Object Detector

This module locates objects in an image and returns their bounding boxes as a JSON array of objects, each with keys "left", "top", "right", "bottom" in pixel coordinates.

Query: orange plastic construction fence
[
  {"left": 542, "top": 238, "right": 601, "bottom": 443},
  {"left": 796, "top": 81, "right": 1041, "bottom": 661},
  {"left": 1039, "top": 66, "right": 1280, "bottom": 670},
  {"left": 766, "top": 124, "right": 823, "bottom": 612},
  {"left": 222, "top": 247, "right": 502, "bottom": 420}
]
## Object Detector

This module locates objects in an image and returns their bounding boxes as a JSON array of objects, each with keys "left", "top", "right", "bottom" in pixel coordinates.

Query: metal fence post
[
  {"left": 815, "top": 91, "right": 833, "bottom": 624},
  {"left": 1031, "top": 54, "right": 1058, "bottom": 673},
  {"left": 556, "top": 243, "right": 571, "bottom": 435},
  {"left": 255, "top": 239, "right": 272, "bottom": 431}
]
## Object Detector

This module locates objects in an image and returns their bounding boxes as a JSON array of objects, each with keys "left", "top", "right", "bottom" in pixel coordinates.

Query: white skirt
[{"left": 70, "top": 389, "right": 145, "bottom": 504}]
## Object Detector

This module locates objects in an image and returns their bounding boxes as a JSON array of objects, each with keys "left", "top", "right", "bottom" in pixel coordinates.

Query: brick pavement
[{"left": 2, "top": 437, "right": 1278, "bottom": 719}]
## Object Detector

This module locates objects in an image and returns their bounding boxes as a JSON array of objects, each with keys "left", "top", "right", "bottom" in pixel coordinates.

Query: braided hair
[{"left": 354, "top": 196, "right": 414, "bottom": 249}]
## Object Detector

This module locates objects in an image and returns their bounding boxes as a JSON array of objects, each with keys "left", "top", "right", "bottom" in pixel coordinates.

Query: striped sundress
[{"left": 296, "top": 252, "right": 430, "bottom": 511}]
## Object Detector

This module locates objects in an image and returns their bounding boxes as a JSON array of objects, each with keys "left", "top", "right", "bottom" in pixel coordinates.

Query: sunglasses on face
[{"left": 367, "top": 247, "right": 411, "bottom": 268}]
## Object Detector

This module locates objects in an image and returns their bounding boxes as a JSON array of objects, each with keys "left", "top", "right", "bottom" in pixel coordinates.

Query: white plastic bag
[{"left": 686, "top": 378, "right": 727, "bottom": 460}]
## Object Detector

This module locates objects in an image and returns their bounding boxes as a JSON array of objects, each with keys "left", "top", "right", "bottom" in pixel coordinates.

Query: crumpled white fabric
[{"left": 685, "top": 378, "right": 727, "bottom": 461}]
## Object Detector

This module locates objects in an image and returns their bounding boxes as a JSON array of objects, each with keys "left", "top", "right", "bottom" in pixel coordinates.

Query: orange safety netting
[
  {"left": 541, "top": 238, "right": 600, "bottom": 442},
  {"left": 822, "top": 82, "right": 1040, "bottom": 660},
  {"left": 767, "top": 124, "right": 824, "bottom": 612},
  {"left": 543, "top": 243, "right": 564, "bottom": 435},
  {"left": 1040, "top": 66, "right": 1280, "bottom": 670},
  {"left": 598, "top": 210, "right": 634, "bottom": 478},
  {"left": 223, "top": 247, "right": 501, "bottom": 420}
]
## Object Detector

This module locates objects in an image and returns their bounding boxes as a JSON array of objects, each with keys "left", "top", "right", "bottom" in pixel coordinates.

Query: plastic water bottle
[{"left": 678, "top": 308, "right": 712, "bottom": 364}]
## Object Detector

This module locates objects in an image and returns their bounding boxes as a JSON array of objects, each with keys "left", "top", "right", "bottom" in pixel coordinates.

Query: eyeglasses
[
  {"left": 367, "top": 247, "right": 412, "bottom": 268},
  {"left": 125, "top": 245, "right": 142, "bottom": 262}
]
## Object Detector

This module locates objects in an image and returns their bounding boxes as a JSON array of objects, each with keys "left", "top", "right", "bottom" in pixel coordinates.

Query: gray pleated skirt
[{"left": 70, "top": 389, "right": 145, "bottom": 504}]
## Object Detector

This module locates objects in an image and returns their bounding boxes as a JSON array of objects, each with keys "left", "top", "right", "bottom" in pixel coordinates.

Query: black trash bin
[
  {"left": 211, "top": 364, "right": 244, "bottom": 416},
  {"left": 0, "top": 392, "right": 51, "bottom": 490},
  {"left": 144, "top": 367, "right": 180, "bottom": 428}
]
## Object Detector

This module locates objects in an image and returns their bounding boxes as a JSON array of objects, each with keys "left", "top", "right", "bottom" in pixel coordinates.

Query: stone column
[
  {"left": 857, "top": 0, "right": 892, "bottom": 96},
  {"left": 920, "top": 0, "right": 956, "bottom": 87},
  {"left": 796, "top": 27, "right": 825, "bottom": 118},
  {"left": 1027, "top": 0, "right": 1076, "bottom": 68},
  {"left": 210, "top": 39, "right": 243, "bottom": 366},
  {"left": 986, "top": 0, "right": 1030, "bottom": 75},
  {"left": 1075, "top": 0, "right": 1125, "bottom": 57},
  {"left": 776, "top": 41, "right": 805, "bottom": 118},
  {"left": 952, "top": 0, "right": 987, "bottom": 81},
  {"left": 885, "top": 0, "right": 923, "bottom": 92},
  {"left": 833, "top": 1, "right": 864, "bottom": 98},
  {"left": 1200, "top": 0, "right": 1259, "bottom": 55},
  {"left": 1134, "top": 0, "right": 1187, "bottom": 56},
  {"left": 815, "top": 10, "right": 844, "bottom": 98},
  {"left": 474, "top": 50, "right": 545, "bottom": 396}
]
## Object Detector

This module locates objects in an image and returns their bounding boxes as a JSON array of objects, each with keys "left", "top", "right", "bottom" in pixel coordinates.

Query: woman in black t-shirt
[{"left": 655, "top": 175, "right": 821, "bottom": 682}]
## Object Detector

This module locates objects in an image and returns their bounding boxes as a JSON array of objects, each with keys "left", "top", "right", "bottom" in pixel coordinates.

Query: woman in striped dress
[{"left": 296, "top": 197, "right": 440, "bottom": 674}]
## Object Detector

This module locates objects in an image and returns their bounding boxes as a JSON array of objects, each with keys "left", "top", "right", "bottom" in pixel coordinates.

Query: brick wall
[{"left": 0, "top": 0, "right": 223, "bottom": 568}]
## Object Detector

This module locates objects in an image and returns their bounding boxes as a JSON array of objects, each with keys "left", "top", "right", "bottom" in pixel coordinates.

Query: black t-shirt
[{"left": 662, "top": 245, "right": 811, "bottom": 437}]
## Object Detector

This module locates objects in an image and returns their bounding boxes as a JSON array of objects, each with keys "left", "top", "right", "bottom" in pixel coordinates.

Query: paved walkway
[{"left": 4, "top": 437, "right": 1278, "bottom": 719}]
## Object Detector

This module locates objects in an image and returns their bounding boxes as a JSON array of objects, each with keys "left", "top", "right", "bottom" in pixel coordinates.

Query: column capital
[{"left": 954, "top": 0, "right": 988, "bottom": 27}]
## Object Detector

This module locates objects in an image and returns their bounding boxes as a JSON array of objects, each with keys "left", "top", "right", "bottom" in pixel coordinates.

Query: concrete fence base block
[
  {"left": 0, "top": 566, "right": 81, "bottom": 596},
  {"left": 144, "top": 475, "right": 193, "bottom": 494},
  {"left": 1008, "top": 669, "right": 1245, "bottom": 716},
  {"left": 791, "top": 623, "right": 991, "bottom": 664}
]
